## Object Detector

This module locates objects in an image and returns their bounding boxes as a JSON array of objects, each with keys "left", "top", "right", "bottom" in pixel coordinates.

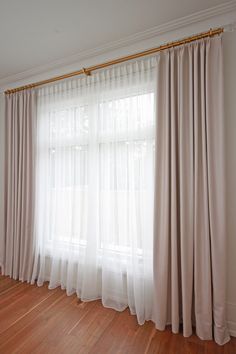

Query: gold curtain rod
[{"left": 4, "top": 27, "right": 224, "bottom": 95}]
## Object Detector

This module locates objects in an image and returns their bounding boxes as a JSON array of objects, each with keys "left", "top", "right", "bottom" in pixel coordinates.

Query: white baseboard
[{"left": 227, "top": 302, "right": 236, "bottom": 337}]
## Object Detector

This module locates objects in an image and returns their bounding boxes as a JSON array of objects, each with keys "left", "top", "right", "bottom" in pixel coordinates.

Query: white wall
[
  {"left": 0, "top": 93, "right": 4, "bottom": 268},
  {"left": 0, "top": 29, "right": 235, "bottom": 335},
  {"left": 224, "top": 31, "right": 236, "bottom": 336}
]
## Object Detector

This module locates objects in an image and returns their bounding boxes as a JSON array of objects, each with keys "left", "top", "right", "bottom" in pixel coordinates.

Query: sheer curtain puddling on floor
[
  {"left": 3, "top": 91, "right": 36, "bottom": 281},
  {"left": 153, "top": 36, "right": 230, "bottom": 345},
  {"left": 32, "top": 59, "right": 156, "bottom": 324}
]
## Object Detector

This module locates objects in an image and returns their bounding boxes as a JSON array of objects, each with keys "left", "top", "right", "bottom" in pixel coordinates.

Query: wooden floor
[{"left": 0, "top": 276, "right": 235, "bottom": 354}]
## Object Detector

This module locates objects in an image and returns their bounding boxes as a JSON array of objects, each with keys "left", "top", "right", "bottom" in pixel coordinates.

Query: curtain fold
[
  {"left": 153, "top": 35, "right": 229, "bottom": 345},
  {"left": 3, "top": 91, "right": 36, "bottom": 281}
]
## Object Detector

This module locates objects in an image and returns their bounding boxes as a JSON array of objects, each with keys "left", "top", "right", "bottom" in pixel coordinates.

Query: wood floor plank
[
  {"left": 126, "top": 321, "right": 156, "bottom": 354},
  {"left": 36, "top": 301, "right": 117, "bottom": 354},
  {"left": 0, "top": 276, "right": 236, "bottom": 354},
  {"left": 0, "top": 288, "right": 63, "bottom": 349},
  {"left": 147, "top": 327, "right": 173, "bottom": 354},
  {"left": 88, "top": 308, "right": 149, "bottom": 354},
  {"left": 0, "top": 291, "right": 73, "bottom": 352},
  {"left": 0, "top": 283, "right": 56, "bottom": 334},
  {"left": 0, "top": 277, "right": 21, "bottom": 293}
]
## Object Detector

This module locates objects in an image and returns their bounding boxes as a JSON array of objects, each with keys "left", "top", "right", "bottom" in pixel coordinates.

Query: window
[
  {"left": 37, "top": 91, "right": 154, "bottom": 252},
  {"left": 35, "top": 61, "right": 156, "bottom": 263},
  {"left": 34, "top": 60, "right": 156, "bottom": 319}
]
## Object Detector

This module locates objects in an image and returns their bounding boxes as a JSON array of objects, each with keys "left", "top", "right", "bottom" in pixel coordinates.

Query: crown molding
[{"left": 0, "top": 0, "right": 236, "bottom": 89}]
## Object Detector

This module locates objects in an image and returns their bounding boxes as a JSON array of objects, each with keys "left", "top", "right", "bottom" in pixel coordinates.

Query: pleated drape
[
  {"left": 3, "top": 91, "right": 36, "bottom": 281},
  {"left": 153, "top": 36, "right": 230, "bottom": 345}
]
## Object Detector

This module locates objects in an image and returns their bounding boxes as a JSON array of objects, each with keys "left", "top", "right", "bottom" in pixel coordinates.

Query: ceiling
[{"left": 0, "top": 0, "right": 225, "bottom": 80}]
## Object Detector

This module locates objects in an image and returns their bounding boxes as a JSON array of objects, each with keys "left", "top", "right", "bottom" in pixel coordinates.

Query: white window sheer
[{"left": 33, "top": 58, "right": 156, "bottom": 324}]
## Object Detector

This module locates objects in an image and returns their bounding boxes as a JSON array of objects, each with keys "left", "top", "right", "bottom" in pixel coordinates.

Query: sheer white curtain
[{"left": 32, "top": 58, "right": 156, "bottom": 324}]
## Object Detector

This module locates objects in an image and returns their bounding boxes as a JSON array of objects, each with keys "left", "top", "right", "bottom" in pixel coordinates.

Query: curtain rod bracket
[{"left": 82, "top": 68, "right": 91, "bottom": 76}]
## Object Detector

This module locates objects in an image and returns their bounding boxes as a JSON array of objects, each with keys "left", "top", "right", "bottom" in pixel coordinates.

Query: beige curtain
[
  {"left": 153, "top": 35, "right": 230, "bottom": 345},
  {"left": 3, "top": 91, "right": 36, "bottom": 282}
]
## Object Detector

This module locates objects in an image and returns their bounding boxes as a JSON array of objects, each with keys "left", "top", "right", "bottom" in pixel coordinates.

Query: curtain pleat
[
  {"left": 3, "top": 91, "right": 36, "bottom": 282},
  {"left": 153, "top": 36, "right": 229, "bottom": 345}
]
